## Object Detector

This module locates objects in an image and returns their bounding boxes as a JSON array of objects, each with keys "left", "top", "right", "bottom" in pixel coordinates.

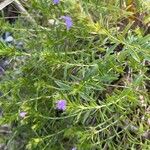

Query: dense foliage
[{"left": 0, "top": 0, "right": 150, "bottom": 149}]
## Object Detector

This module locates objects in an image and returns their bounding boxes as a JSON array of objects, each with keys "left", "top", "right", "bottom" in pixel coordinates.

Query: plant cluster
[{"left": 0, "top": 0, "right": 150, "bottom": 149}]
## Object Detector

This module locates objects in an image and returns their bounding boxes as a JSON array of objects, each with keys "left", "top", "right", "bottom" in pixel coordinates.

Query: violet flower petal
[
  {"left": 56, "top": 100, "right": 67, "bottom": 111},
  {"left": 53, "top": 0, "right": 60, "bottom": 4},
  {"left": 61, "top": 16, "right": 73, "bottom": 30},
  {"left": 19, "top": 112, "right": 27, "bottom": 118}
]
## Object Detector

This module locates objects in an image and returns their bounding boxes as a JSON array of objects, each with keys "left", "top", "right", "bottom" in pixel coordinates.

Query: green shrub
[{"left": 0, "top": 0, "right": 150, "bottom": 149}]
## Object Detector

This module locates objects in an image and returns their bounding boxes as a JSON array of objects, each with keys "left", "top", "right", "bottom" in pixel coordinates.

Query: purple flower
[
  {"left": 56, "top": 100, "right": 67, "bottom": 111},
  {"left": 61, "top": 16, "right": 73, "bottom": 30},
  {"left": 53, "top": 0, "right": 60, "bottom": 4},
  {"left": 71, "top": 147, "right": 77, "bottom": 150},
  {"left": 19, "top": 112, "right": 27, "bottom": 118}
]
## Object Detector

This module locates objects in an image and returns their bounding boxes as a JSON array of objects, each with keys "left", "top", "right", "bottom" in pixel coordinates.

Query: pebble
[
  {"left": 1, "top": 32, "right": 24, "bottom": 48},
  {"left": 4, "top": 36, "right": 14, "bottom": 43},
  {"left": 48, "top": 19, "right": 59, "bottom": 26},
  {"left": 0, "top": 144, "right": 7, "bottom": 150},
  {"left": 15, "top": 41, "right": 24, "bottom": 49},
  {"left": 2, "top": 32, "right": 11, "bottom": 39}
]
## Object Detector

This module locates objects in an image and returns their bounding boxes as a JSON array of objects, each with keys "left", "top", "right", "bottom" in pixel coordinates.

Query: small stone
[
  {"left": 0, "top": 144, "right": 7, "bottom": 150},
  {"left": 15, "top": 41, "right": 24, "bottom": 49},
  {"left": 2, "top": 32, "right": 11, "bottom": 39},
  {"left": 1, "top": 60, "right": 10, "bottom": 68},
  {"left": 5, "top": 36, "right": 14, "bottom": 43},
  {"left": 142, "top": 131, "right": 150, "bottom": 140},
  {"left": 48, "top": 19, "right": 59, "bottom": 26}
]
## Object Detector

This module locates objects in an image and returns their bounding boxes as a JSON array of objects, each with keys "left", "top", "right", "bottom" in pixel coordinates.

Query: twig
[
  {"left": 0, "top": 0, "right": 36, "bottom": 24},
  {"left": 13, "top": 0, "right": 36, "bottom": 24},
  {"left": 0, "top": 0, "right": 14, "bottom": 10}
]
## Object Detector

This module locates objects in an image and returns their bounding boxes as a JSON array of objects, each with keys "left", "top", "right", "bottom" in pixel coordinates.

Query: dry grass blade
[
  {"left": 0, "top": 0, "right": 14, "bottom": 10},
  {"left": 0, "top": 0, "right": 36, "bottom": 24},
  {"left": 13, "top": 0, "right": 36, "bottom": 24}
]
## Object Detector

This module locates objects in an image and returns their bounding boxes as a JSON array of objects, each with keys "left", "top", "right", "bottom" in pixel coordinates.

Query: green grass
[{"left": 0, "top": 0, "right": 150, "bottom": 149}]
